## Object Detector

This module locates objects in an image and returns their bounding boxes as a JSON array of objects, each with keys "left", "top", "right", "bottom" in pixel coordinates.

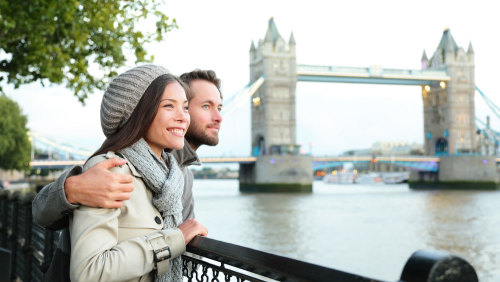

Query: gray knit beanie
[{"left": 100, "top": 64, "right": 170, "bottom": 137}]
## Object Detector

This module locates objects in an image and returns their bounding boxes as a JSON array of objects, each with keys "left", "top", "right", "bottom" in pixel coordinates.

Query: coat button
[{"left": 155, "top": 216, "right": 162, "bottom": 224}]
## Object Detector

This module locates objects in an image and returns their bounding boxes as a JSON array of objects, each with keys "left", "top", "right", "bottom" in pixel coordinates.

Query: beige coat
[{"left": 70, "top": 152, "right": 186, "bottom": 282}]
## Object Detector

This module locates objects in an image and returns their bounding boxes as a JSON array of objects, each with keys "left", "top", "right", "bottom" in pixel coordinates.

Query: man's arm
[
  {"left": 32, "top": 158, "right": 134, "bottom": 230},
  {"left": 32, "top": 166, "right": 82, "bottom": 230}
]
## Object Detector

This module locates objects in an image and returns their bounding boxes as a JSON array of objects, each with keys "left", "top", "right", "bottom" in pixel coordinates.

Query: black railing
[{"left": 1, "top": 190, "right": 478, "bottom": 282}]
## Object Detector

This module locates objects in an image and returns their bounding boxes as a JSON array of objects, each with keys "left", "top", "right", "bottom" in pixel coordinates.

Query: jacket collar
[
  {"left": 171, "top": 138, "right": 201, "bottom": 168},
  {"left": 105, "top": 151, "right": 142, "bottom": 178}
]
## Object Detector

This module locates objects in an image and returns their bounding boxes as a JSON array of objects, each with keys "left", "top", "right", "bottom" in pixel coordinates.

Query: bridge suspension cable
[
  {"left": 221, "top": 76, "right": 264, "bottom": 117},
  {"left": 474, "top": 86, "right": 500, "bottom": 146},
  {"left": 29, "top": 131, "right": 92, "bottom": 160},
  {"left": 475, "top": 86, "right": 500, "bottom": 120},
  {"left": 476, "top": 118, "right": 500, "bottom": 146},
  {"left": 476, "top": 118, "right": 500, "bottom": 135}
]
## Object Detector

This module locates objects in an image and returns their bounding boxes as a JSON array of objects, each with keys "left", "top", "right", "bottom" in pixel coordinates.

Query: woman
[{"left": 70, "top": 65, "right": 207, "bottom": 282}]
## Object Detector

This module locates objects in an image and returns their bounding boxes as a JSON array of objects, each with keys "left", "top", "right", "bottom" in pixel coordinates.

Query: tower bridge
[
  {"left": 29, "top": 18, "right": 499, "bottom": 190},
  {"left": 241, "top": 18, "right": 498, "bottom": 191},
  {"left": 247, "top": 18, "right": 476, "bottom": 159}
]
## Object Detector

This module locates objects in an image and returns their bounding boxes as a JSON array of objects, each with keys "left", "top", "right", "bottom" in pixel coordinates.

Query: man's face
[{"left": 185, "top": 79, "right": 223, "bottom": 149}]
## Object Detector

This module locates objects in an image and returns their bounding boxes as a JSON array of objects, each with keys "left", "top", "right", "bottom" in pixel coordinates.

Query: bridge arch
[
  {"left": 435, "top": 137, "right": 449, "bottom": 155},
  {"left": 252, "top": 135, "right": 266, "bottom": 156}
]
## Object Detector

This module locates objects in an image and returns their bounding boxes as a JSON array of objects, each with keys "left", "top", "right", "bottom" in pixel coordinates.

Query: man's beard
[{"left": 185, "top": 121, "right": 219, "bottom": 148}]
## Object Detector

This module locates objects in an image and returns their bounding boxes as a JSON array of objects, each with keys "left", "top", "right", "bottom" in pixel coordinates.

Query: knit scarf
[{"left": 119, "top": 138, "right": 184, "bottom": 282}]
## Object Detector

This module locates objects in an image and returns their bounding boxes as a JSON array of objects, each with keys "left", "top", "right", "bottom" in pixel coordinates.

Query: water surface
[{"left": 193, "top": 180, "right": 500, "bottom": 281}]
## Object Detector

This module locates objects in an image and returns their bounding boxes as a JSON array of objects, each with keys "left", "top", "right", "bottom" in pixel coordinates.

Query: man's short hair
[{"left": 180, "top": 69, "right": 223, "bottom": 100}]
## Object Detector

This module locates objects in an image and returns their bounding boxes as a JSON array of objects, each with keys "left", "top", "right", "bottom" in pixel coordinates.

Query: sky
[{"left": 5, "top": 0, "right": 500, "bottom": 158}]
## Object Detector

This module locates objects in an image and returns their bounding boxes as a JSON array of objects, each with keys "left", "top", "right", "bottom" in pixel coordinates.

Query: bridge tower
[
  {"left": 422, "top": 29, "right": 476, "bottom": 155},
  {"left": 239, "top": 18, "right": 313, "bottom": 192},
  {"left": 249, "top": 17, "right": 297, "bottom": 155},
  {"left": 411, "top": 29, "right": 498, "bottom": 188}
]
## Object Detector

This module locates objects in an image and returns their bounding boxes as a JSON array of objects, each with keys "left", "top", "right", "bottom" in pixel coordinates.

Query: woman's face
[{"left": 145, "top": 81, "right": 190, "bottom": 158}]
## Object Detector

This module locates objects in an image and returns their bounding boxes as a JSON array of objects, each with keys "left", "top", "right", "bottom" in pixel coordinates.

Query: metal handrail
[
  {"left": 183, "top": 236, "right": 378, "bottom": 281},
  {"left": 183, "top": 236, "right": 478, "bottom": 282}
]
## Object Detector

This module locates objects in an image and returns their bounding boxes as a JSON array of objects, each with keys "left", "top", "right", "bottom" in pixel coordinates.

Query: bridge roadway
[{"left": 30, "top": 155, "right": 497, "bottom": 169}]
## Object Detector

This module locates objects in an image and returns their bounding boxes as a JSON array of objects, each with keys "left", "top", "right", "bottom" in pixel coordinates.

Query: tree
[
  {"left": 0, "top": 0, "right": 176, "bottom": 104},
  {"left": 0, "top": 95, "right": 31, "bottom": 171}
]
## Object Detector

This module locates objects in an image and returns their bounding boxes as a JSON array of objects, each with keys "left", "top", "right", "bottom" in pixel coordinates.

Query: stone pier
[
  {"left": 409, "top": 156, "right": 500, "bottom": 190},
  {"left": 239, "top": 155, "right": 313, "bottom": 192}
]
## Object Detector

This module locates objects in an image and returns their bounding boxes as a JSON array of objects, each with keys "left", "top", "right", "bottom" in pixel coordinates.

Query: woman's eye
[
  {"left": 164, "top": 104, "right": 174, "bottom": 109},
  {"left": 217, "top": 107, "right": 222, "bottom": 112},
  {"left": 184, "top": 106, "right": 189, "bottom": 111}
]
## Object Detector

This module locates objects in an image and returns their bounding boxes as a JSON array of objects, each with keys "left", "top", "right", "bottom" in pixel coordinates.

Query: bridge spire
[
  {"left": 429, "top": 29, "right": 462, "bottom": 67},
  {"left": 289, "top": 32, "right": 296, "bottom": 45},
  {"left": 467, "top": 41, "right": 474, "bottom": 54},
  {"left": 438, "top": 29, "right": 458, "bottom": 51},
  {"left": 250, "top": 40, "right": 256, "bottom": 52},
  {"left": 467, "top": 41, "right": 474, "bottom": 64},
  {"left": 421, "top": 50, "right": 429, "bottom": 69},
  {"left": 250, "top": 40, "right": 256, "bottom": 61},
  {"left": 264, "top": 17, "right": 283, "bottom": 45},
  {"left": 289, "top": 32, "right": 296, "bottom": 53}
]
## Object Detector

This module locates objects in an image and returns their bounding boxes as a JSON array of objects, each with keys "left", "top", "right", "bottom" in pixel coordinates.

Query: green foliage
[
  {"left": 0, "top": 0, "right": 176, "bottom": 104},
  {"left": 0, "top": 95, "right": 31, "bottom": 171}
]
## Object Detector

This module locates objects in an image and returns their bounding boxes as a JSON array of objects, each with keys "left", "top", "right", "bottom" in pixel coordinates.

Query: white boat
[
  {"left": 323, "top": 172, "right": 356, "bottom": 184},
  {"left": 354, "top": 173, "right": 383, "bottom": 184},
  {"left": 381, "top": 172, "right": 410, "bottom": 184},
  {"left": 323, "top": 163, "right": 358, "bottom": 184}
]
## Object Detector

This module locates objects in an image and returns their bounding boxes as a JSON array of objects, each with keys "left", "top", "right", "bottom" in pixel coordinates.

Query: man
[{"left": 32, "top": 69, "right": 223, "bottom": 280}]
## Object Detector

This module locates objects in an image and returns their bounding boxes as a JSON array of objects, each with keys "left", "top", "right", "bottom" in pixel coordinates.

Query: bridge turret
[
  {"left": 421, "top": 50, "right": 429, "bottom": 69},
  {"left": 250, "top": 40, "right": 256, "bottom": 61},
  {"left": 288, "top": 32, "right": 296, "bottom": 54},
  {"left": 422, "top": 28, "right": 476, "bottom": 155},
  {"left": 467, "top": 41, "right": 474, "bottom": 64}
]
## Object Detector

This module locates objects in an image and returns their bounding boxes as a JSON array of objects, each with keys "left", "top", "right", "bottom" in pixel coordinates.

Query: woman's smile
[{"left": 167, "top": 127, "right": 186, "bottom": 137}]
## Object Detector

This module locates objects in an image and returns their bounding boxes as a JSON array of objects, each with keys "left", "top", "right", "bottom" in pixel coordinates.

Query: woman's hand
[{"left": 178, "top": 219, "right": 208, "bottom": 245}]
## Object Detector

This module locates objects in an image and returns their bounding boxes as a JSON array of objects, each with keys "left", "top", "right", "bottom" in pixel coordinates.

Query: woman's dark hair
[{"left": 90, "top": 74, "right": 188, "bottom": 159}]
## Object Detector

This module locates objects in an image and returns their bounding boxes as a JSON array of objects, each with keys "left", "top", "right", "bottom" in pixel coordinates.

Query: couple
[{"left": 32, "top": 65, "right": 223, "bottom": 281}]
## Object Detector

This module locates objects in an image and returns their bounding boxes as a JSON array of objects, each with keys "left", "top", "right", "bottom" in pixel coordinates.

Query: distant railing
[{"left": 1, "top": 190, "right": 478, "bottom": 282}]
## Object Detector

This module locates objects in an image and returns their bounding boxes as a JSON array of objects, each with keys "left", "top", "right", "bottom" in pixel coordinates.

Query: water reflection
[
  {"left": 241, "top": 193, "right": 310, "bottom": 256},
  {"left": 422, "top": 190, "right": 500, "bottom": 281}
]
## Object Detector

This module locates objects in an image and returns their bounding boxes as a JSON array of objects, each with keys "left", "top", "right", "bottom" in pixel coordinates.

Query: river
[{"left": 192, "top": 179, "right": 500, "bottom": 281}]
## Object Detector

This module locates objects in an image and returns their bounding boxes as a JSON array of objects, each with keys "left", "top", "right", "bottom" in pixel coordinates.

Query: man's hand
[
  {"left": 178, "top": 219, "right": 208, "bottom": 245},
  {"left": 65, "top": 158, "right": 134, "bottom": 208}
]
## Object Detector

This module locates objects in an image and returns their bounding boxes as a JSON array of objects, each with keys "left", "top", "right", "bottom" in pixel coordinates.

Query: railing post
[
  {"left": 0, "top": 190, "right": 8, "bottom": 247},
  {"left": 0, "top": 246, "right": 12, "bottom": 280},
  {"left": 400, "top": 250, "right": 478, "bottom": 282},
  {"left": 20, "top": 193, "right": 36, "bottom": 282},
  {"left": 42, "top": 228, "right": 55, "bottom": 272},
  {"left": 8, "top": 191, "right": 20, "bottom": 281}
]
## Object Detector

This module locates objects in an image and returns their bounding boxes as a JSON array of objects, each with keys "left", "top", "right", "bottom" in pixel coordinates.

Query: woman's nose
[{"left": 176, "top": 107, "right": 189, "bottom": 123}]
